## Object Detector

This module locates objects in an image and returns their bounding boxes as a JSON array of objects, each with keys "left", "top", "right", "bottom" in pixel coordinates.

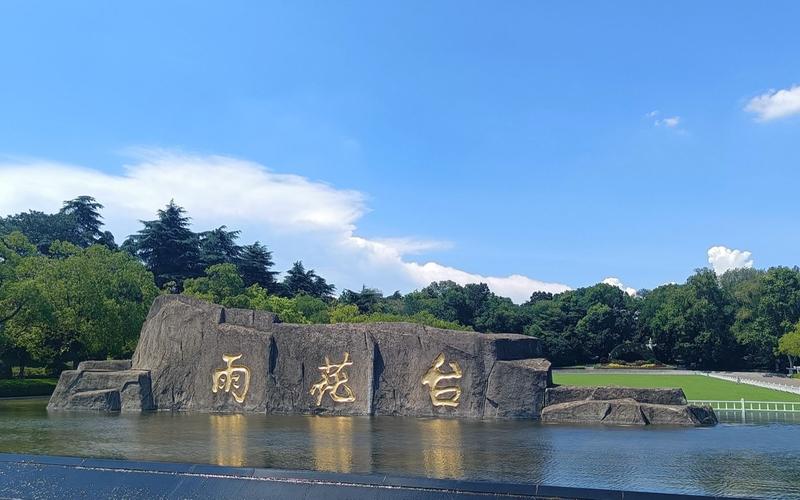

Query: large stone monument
[
  {"left": 49, "top": 295, "right": 551, "bottom": 418},
  {"left": 48, "top": 295, "right": 716, "bottom": 425}
]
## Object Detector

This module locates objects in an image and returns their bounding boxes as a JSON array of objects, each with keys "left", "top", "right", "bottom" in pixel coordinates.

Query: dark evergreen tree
[
  {"left": 340, "top": 286, "right": 383, "bottom": 313},
  {"left": 97, "top": 230, "right": 118, "bottom": 250},
  {"left": 236, "top": 241, "right": 278, "bottom": 291},
  {"left": 527, "top": 291, "right": 554, "bottom": 304},
  {"left": 124, "top": 200, "right": 200, "bottom": 288},
  {"left": 59, "top": 196, "right": 107, "bottom": 247},
  {"left": 282, "top": 261, "right": 335, "bottom": 299},
  {"left": 198, "top": 226, "right": 241, "bottom": 269}
]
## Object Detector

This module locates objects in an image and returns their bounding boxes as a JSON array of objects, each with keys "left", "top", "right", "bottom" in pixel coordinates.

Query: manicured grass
[
  {"left": 552, "top": 373, "right": 800, "bottom": 402},
  {"left": 0, "top": 378, "right": 58, "bottom": 398}
]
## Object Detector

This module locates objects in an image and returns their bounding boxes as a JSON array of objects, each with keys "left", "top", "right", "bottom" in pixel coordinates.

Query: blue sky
[{"left": 1, "top": 2, "right": 799, "bottom": 301}]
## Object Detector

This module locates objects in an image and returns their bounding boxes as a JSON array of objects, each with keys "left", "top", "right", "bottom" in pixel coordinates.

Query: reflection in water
[
  {"left": 419, "top": 418, "right": 464, "bottom": 478},
  {"left": 309, "top": 416, "right": 354, "bottom": 472},
  {"left": 716, "top": 409, "right": 800, "bottom": 425},
  {"left": 210, "top": 414, "right": 246, "bottom": 466},
  {"left": 2, "top": 399, "right": 800, "bottom": 499}
]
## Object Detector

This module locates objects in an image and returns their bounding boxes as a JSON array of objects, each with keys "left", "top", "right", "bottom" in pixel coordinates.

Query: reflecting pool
[{"left": 1, "top": 398, "right": 799, "bottom": 499}]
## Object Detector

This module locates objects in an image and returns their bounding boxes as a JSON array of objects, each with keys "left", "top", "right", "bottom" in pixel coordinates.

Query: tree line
[{"left": 1, "top": 196, "right": 799, "bottom": 377}]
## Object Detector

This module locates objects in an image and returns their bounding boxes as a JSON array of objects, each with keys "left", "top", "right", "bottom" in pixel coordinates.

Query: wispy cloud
[
  {"left": 657, "top": 116, "right": 680, "bottom": 128},
  {"left": 645, "top": 110, "right": 681, "bottom": 129},
  {"left": 707, "top": 246, "right": 754, "bottom": 275},
  {"left": 648, "top": 110, "right": 681, "bottom": 128},
  {"left": 745, "top": 85, "right": 800, "bottom": 121},
  {"left": 0, "top": 150, "right": 570, "bottom": 303}
]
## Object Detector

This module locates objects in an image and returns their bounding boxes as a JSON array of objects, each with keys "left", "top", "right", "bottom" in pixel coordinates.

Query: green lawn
[
  {"left": 552, "top": 373, "right": 800, "bottom": 402},
  {"left": 0, "top": 378, "right": 58, "bottom": 398}
]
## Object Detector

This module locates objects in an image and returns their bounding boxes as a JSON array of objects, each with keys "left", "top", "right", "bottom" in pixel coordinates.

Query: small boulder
[
  {"left": 541, "top": 398, "right": 717, "bottom": 426},
  {"left": 545, "top": 385, "right": 687, "bottom": 406}
]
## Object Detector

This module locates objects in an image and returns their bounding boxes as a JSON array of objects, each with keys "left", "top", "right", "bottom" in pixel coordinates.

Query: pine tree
[
  {"left": 124, "top": 200, "right": 200, "bottom": 288},
  {"left": 198, "top": 226, "right": 241, "bottom": 269},
  {"left": 236, "top": 241, "right": 278, "bottom": 291},
  {"left": 59, "top": 196, "right": 109, "bottom": 247},
  {"left": 282, "top": 261, "right": 335, "bottom": 299}
]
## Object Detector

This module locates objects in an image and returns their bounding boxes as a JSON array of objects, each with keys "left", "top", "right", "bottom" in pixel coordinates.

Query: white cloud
[
  {"left": 707, "top": 246, "right": 754, "bottom": 276},
  {"left": 0, "top": 150, "right": 570, "bottom": 303},
  {"left": 658, "top": 116, "right": 680, "bottom": 128},
  {"left": 601, "top": 277, "right": 637, "bottom": 296},
  {"left": 648, "top": 111, "right": 681, "bottom": 129},
  {"left": 745, "top": 85, "right": 800, "bottom": 121}
]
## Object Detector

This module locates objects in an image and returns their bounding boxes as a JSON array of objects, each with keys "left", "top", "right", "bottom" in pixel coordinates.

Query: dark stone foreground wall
[
  {"left": 49, "top": 295, "right": 551, "bottom": 418},
  {"left": 0, "top": 453, "right": 723, "bottom": 500}
]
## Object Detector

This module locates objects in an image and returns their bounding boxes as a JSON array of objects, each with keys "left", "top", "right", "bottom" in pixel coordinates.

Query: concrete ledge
[{"left": 0, "top": 453, "right": 739, "bottom": 499}]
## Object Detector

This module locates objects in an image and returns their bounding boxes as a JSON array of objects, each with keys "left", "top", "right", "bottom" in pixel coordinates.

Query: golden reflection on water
[
  {"left": 210, "top": 414, "right": 247, "bottom": 466},
  {"left": 420, "top": 418, "right": 464, "bottom": 478},
  {"left": 309, "top": 416, "right": 354, "bottom": 473}
]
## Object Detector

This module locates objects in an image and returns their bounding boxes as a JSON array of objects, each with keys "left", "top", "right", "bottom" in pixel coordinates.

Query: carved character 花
[{"left": 310, "top": 352, "right": 356, "bottom": 405}]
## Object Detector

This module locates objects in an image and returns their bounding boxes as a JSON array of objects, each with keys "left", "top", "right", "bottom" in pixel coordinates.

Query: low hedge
[{"left": 0, "top": 378, "right": 59, "bottom": 398}]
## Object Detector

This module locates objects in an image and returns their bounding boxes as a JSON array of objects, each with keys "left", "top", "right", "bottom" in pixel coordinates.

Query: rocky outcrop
[
  {"left": 49, "top": 295, "right": 550, "bottom": 419},
  {"left": 544, "top": 386, "right": 687, "bottom": 406},
  {"left": 541, "top": 386, "right": 717, "bottom": 426},
  {"left": 484, "top": 359, "right": 551, "bottom": 418},
  {"left": 47, "top": 296, "right": 718, "bottom": 426},
  {"left": 47, "top": 366, "right": 153, "bottom": 412}
]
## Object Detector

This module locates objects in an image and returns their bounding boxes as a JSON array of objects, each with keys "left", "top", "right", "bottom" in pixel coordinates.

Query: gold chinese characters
[
  {"left": 421, "top": 353, "right": 463, "bottom": 407},
  {"left": 310, "top": 352, "right": 356, "bottom": 405},
  {"left": 212, "top": 354, "right": 251, "bottom": 403}
]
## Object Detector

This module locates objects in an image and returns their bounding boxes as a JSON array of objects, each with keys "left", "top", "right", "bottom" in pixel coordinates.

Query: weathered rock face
[
  {"left": 540, "top": 386, "right": 717, "bottom": 426},
  {"left": 50, "top": 295, "right": 550, "bottom": 419},
  {"left": 47, "top": 363, "right": 153, "bottom": 412},
  {"left": 544, "top": 386, "right": 687, "bottom": 406}
]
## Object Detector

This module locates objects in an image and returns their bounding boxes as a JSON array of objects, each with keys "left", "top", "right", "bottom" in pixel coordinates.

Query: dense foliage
[{"left": 3, "top": 196, "right": 800, "bottom": 376}]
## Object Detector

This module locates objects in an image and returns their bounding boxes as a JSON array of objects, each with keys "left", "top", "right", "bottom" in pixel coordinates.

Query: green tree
[
  {"left": 236, "top": 242, "right": 278, "bottom": 291},
  {"left": 474, "top": 295, "right": 528, "bottom": 333},
  {"left": 725, "top": 267, "right": 800, "bottom": 369},
  {"left": 239, "top": 285, "right": 308, "bottom": 323},
  {"left": 0, "top": 210, "right": 77, "bottom": 254},
  {"left": 329, "top": 303, "right": 361, "bottom": 323},
  {"left": 778, "top": 323, "right": 800, "bottom": 368},
  {"left": 403, "top": 281, "right": 490, "bottom": 328},
  {"left": 2, "top": 240, "right": 158, "bottom": 374},
  {"left": 524, "top": 283, "right": 637, "bottom": 365},
  {"left": 59, "top": 195, "right": 112, "bottom": 247},
  {"left": 293, "top": 294, "right": 330, "bottom": 323},
  {"left": 183, "top": 263, "right": 245, "bottom": 305},
  {"left": 281, "top": 261, "right": 335, "bottom": 299},
  {"left": 0, "top": 232, "right": 48, "bottom": 377},
  {"left": 639, "top": 270, "right": 737, "bottom": 369},
  {"left": 198, "top": 226, "right": 241, "bottom": 269},
  {"left": 528, "top": 291, "right": 554, "bottom": 304},
  {"left": 339, "top": 286, "right": 384, "bottom": 314},
  {"left": 124, "top": 200, "right": 200, "bottom": 288}
]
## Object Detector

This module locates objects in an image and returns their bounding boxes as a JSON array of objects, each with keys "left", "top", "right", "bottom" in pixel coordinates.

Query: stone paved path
[{"left": 713, "top": 371, "right": 800, "bottom": 391}]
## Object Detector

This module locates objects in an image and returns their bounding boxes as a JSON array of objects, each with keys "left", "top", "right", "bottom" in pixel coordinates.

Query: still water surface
[{"left": 1, "top": 398, "right": 799, "bottom": 499}]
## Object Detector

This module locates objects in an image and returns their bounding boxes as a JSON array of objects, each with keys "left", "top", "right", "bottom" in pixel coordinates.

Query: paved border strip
[{"left": 0, "top": 453, "right": 745, "bottom": 500}]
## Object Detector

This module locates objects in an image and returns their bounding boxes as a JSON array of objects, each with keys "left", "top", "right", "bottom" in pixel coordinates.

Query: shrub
[{"left": 0, "top": 378, "right": 58, "bottom": 397}]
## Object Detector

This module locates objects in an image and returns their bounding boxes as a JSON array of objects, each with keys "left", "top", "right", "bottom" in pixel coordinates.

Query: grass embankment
[
  {"left": 0, "top": 378, "right": 58, "bottom": 398},
  {"left": 552, "top": 373, "right": 800, "bottom": 402}
]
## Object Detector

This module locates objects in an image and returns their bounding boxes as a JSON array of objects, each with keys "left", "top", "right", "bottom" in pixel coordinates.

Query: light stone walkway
[{"left": 711, "top": 371, "right": 800, "bottom": 395}]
